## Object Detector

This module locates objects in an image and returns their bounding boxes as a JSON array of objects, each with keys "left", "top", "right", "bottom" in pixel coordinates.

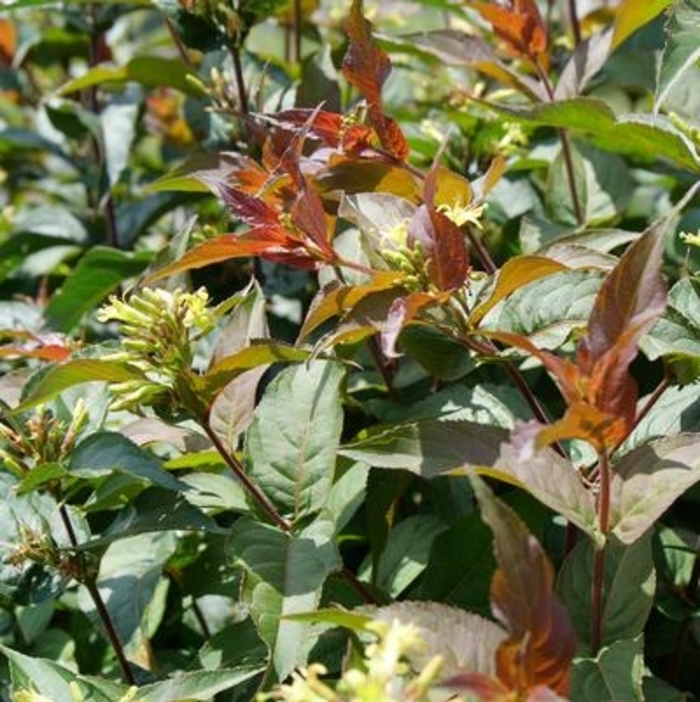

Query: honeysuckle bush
[{"left": 5, "top": 0, "right": 700, "bottom": 701}]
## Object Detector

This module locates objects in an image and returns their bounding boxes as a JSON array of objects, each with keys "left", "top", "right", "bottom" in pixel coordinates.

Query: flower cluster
[
  {"left": 97, "top": 287, "right": 216, "bottom": 413},
  {"left": 265, "top": 619, "right": 445, "bottom": 702}
]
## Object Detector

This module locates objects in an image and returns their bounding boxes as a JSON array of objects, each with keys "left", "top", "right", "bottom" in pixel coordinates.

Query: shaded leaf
[
  {"left": 69, "top": 431, "right": 188, "bottom": 492},
  {"left": 231, "top": 516, "right": 341, "bottom": 680},
  {"left": 45, "top": 247, "right": 151, "bottom": 332},
  {"left": 571, "top": 637, "right": 645, "bottom": 702},
  {"left": 470, "top": 475, "right": 576, "bottom": 697},
  {"left": 557, "top": 533, "right": 655, "bottom": 651}
]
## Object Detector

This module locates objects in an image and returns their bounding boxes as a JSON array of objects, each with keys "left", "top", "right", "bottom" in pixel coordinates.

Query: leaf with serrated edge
[
  {"left": 656, "top": 0, "right": 700, "bottom": 110},
  {"left": 231, "top": 516, "right": 341, "bottom": 680},
  {"left": 245, "top": 361, "right": 344, "bottom": 521},
  {"left": 610, "top": 434, "right": 700, "bottom": 544},
  {"left": 470, "top": 256, "right": 568, "bottom": 327},
  {"left": 367, "top": 601, "right": 506, "bottom": 677}
]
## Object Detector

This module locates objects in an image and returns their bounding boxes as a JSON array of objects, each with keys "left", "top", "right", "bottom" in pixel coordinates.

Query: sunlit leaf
[
  {"left": 368, "top": 601, "right": 506, "bottom": 677},
  {"left": 470, "top": 256, "right": 568, "bottom": 327},
  {"left": 57, "top": 56, "right": 207, "bottom": 98},
  {"left": 245, "top": 361, "right": 345, "bottom": 521},
  {"left": 656, "top": 1, "right": 700, "bottom": 112},
  {"left": 13, "top": 360, "right": 144, "bottom": 413},
  {"left": 342, "top": 0, "right": 409, "bottom": 159},
  {"left": 468, "top": 0, "right": 548, "bottom": 65},
  {"left": 299, "top": 272, "right": 406, "bottom": 341},
  {"left": 612, "top": 0, "right": 673, "bottom": 50}
]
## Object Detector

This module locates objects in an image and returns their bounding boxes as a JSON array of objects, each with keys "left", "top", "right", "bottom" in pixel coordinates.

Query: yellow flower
[
  {"left": 680, "top": 231, "right": 700, "bottom": 248},
  {"left": 437, "top": 201, "right": 487, "bottom": 229}
]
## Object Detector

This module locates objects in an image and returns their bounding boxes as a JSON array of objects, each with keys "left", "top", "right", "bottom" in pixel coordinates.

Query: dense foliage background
[{"left": 3, "top": 0, "right": 700, "bottom": 700}]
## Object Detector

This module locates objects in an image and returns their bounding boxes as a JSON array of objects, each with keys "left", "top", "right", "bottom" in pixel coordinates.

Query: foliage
[{"left": 3, "top": 0, "right": 700, "bottom": 701}]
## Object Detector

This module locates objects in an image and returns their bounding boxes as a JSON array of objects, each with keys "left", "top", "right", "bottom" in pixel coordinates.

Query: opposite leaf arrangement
[{"left": 4, "top": 1, "right": 700, "bottom": 701}]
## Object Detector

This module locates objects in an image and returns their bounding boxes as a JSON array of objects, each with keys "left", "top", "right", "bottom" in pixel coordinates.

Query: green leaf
[
  {"left": 483, "top": 98, "right": 700, "bottom": 170},
  {"left": 642, "top": 277, "right": 700, "bottom": 362},
  {"left": 571, "top": 637, "right": 645, "bottom": 702},
  {"left": 231, "top": 516, "right": 341, "bottom": 680},
  {"left": 90, "top": 487, "right": 224, "bottom": 547},
  {"left": 341, "top": 419, "right": 507, "bottom": 477},
  {"left": 610, "top": 434, "right": 700, "bottom": 543},
  {"left": 361, "top": 515, "right": 447, "bottom": 597},
  {"left": 139, "top": 667, "right": 266, "bottom": 702},
  {"left": 558, "top": 533, "right": 655, "bottom": 651},
  {"left": 44, "top": 247, "right": 151, "bottom": 332},
  {"left": 656, "top": 1, "right": 700, "bottom": 111},
  {"left": 0, "top": 644, "right": 128, "bottom": 702},
  {"left": 479, "top": 269, "right": 604, "bottom": 349},
  {"left": 69, "top": 431, "right": 189, "bottom": 492},
  {"left": 546, "top": 144, "right": 633, "bottom": 226},
  {"left": 57, "top": 56, "right": 207, "bottom": 98},
  {"left": 13, "top": 360, "right": 144, "bottom": 413},
  {"left": 194, "top": 342, "right": 312, "bottom": 404},
  {"left": 417, "top": 512, "right": 495, "bottom": 614},
  {"left": 619, "top": 385, "right": 700, "bottom": 453},
  {"left": 245, "top": 361, "right": 345, "bottom": 521},
  {"left": 82, "top": 531, "right": 176, "bottom": 657},
  {"left": 612, "top": 0, "right": 673, "bottom": 49}
]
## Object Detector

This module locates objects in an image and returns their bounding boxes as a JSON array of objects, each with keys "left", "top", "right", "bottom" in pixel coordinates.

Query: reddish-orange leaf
[
  {"left": 445, "top": 672, "right": 512, "bottom": 701},
  {"left": 274, "top": 109, "right": 375, "bottom": 153},
  {"left": 472, "top": 476, "right": 576, "bottom": 698},
  {"left": 469, "top": 0, "right": 548, "bottom": 65},
  {"left": 290, "top": 186, "right": 336, "bottom": 258},
  {"left": 408, "top": 205, "right": 469, "bottom": 291},
  {"left": 342, "top": 0, "right": 390, "bottom": 112},
  {"left": 0, "top": 344, "right": 72, "bottom": 362},
  {"left": 342, "top": 0, "right": 409, "bottom": 160},
  {"left": 146, "top": 229, "right": 321, "bottom": 283},
  {"left": 535, "top": 401, "right": 627, "bottom": 453},
  {"left": 213, "top": 183, "right": 282, "bottom": 228},
  {"left": 299, "top": 271, "right": 407, "bottom": 341},
  {"left": 0, "top": 19, "right": 17, "bottom": 67},
  {"left": 578, "top": 227, "right": 666, "bottom": 371}
]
